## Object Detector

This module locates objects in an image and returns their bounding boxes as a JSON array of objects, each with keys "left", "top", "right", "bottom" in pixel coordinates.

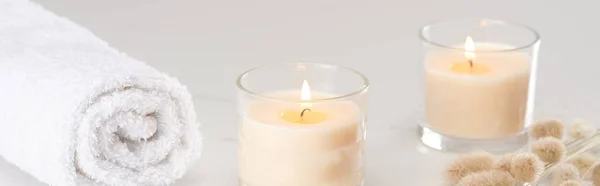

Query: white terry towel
[{"left": 0, "top": 0, "right": 202, "bottom": 185}]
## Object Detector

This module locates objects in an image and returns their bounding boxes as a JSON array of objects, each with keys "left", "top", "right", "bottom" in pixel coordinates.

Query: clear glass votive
[
  {"left": 417, "top": 19, "right": 541, "bottom": 153},
  {"left": 236, "top": 62, "right": 368, "bottom": 186}
]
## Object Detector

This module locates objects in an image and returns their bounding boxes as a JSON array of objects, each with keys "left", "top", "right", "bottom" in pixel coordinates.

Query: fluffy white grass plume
[
  {"left": 568, "top": 119, "right": 596, "bottom": 140},
  {"left": 530, "top": 119, "right": 565, "bottom": 140},
  {"left": 446, "top": 151, "right": 495, "bottom": 184},
  {"left": 456, "top": 170, "right": 515, "bottom": 186},
  {"left": 532, "top": 137, "right": 566, "bottom": 164},
  {"left": 494, "top": 153, "right": 516, "bottom": 172},
  {"left": 552, "top": 164, "right": 580, "bottom": 186},
  {"left": 567, "top": 153, "right": 597, "bottom": 179},
  {"left": 510, "top": 153, "right": 544, "bottom": 183}
]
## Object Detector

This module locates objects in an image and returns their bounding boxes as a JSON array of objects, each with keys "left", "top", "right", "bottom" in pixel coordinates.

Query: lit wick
[
  {"left": 468, "top": 59, "right": 474, "bottom": 73},
  {"left": 464, "top": 36, "right": 476, "bottom": 72},
  {"left": 300, "top": 108, "right": 311, "bottom": 118}
]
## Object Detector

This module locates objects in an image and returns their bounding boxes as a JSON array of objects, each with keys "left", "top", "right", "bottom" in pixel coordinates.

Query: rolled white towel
[{"left": 0, "top": 0, "right": 202, "bottom": 185}]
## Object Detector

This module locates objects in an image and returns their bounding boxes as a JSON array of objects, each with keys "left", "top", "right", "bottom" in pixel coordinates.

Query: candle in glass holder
[
  {"left": 237, "top": 63, "right": 368, "bottom": 186},
  {"left": 418, "top": 19, "right": 540, "bottom": 152},
  {"left": 425, "top": 37, "right": 531, "bottom": 139}
]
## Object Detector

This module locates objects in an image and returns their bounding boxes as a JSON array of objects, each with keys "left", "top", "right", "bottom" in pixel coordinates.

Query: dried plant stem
[{"left": 527, "top": 132, "right": 600, "bottom": 186}]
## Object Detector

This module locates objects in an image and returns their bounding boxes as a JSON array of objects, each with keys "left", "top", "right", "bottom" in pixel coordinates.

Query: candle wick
[
  {"left": 468, "top": 59, "right": 473, "bottom": 73},
  {"left": 300, "top": 108, "right": 311, "bottom": 118}
]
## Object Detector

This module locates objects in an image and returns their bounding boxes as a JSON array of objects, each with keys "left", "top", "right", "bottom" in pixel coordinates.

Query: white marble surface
[{"left": 2, "top": 0, "right": 600, "bottom": 185}]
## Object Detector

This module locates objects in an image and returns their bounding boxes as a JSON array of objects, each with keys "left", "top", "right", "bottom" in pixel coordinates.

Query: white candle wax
[
  {"left": 239, "top": 91, "right": 363, "bottom": 186},
  {"left": 425, "top": 43, "right": 532, "bottom": 139}
]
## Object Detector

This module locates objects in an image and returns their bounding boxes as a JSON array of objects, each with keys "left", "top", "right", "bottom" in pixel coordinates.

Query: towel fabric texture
[{"left": 0, "top": 0, "right": 202, "bottom": 185}]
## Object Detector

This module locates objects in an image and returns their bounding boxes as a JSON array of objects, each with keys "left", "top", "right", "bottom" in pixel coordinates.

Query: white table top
[{"left": 2, "top": 0, "right": 600, "bottom": 185}]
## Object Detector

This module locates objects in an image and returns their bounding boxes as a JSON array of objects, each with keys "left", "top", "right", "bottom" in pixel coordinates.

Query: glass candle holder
[
  {"left": 236, "top": 62, "right": 368, "bottom": 186},
  {"left": 417, "top": 19, "right": 541, "bottom": 153}
]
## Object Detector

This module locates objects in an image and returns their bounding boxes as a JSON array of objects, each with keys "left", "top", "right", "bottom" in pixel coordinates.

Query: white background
[{"left": 1, "top": 0, "right": 600, "bottom": 185}]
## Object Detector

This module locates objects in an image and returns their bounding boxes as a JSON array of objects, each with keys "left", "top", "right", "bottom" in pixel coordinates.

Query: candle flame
[
  {"left": 301, "top": 80, "right": 311, "bottom": 108},
  {"left": 464, "top": 36, "right": 476, "bottom": 60}
]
